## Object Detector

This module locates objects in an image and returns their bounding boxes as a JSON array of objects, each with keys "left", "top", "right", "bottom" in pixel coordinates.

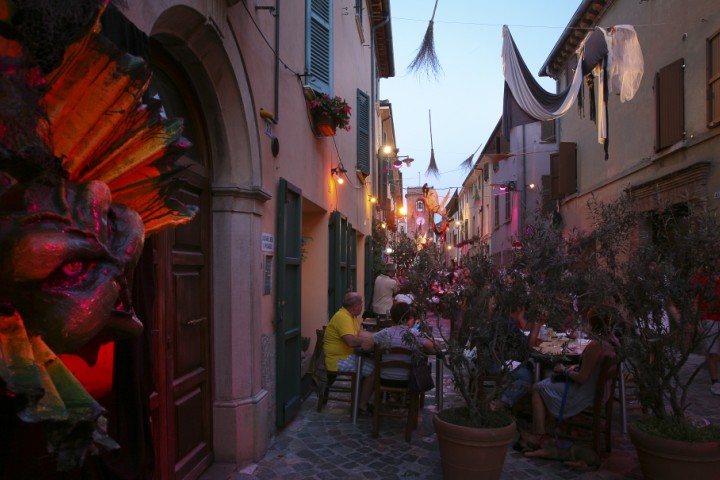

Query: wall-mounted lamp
[
  {"left": 527, "top": 182, "right": 536, "bottom": 190},
  {"left": 392, "top": 156, "right": 414, "bottom": 169},
  {"left": 398, "top": 205, "right": 407, "bottom": 216},
  {"left": 368, "top": 195, "right": 377, "bottom": 204},
  {"left": 497, "top": 181, "right": 517, "bottom": 192},
  {"left": 331, "top": 165, "right": 347, "bottom": 184}
]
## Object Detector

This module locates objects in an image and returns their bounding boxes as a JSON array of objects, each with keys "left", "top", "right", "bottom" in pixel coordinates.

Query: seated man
[
  {"left": 372, "top": 303, "right": 435, "bottom": 384},
  {"left": 482, "top": 303, "right": 540, "bottom": 410},
  {"left": 324, "top": 292, "right": 376, "bottom": 414}
]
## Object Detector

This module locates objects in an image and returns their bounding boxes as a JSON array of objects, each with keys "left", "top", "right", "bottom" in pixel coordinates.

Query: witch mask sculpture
[{"left": 1, "top": 0, "right": 197, "bottom": 471}]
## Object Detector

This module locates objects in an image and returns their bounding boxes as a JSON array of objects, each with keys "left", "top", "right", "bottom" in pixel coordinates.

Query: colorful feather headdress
[
  {"left": 0, "top": 0, "right": 196, "bottom": 470},
  {"left": 0, "top": 0, "right": 197, "bottom": 235}
]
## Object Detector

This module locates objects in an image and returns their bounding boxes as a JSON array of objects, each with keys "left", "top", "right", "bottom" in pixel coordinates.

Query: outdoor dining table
[{"left": 530, "top": 335, "right": 590, "bottom": 382}]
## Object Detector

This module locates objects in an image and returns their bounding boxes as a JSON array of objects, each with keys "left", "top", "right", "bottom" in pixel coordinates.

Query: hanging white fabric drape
[
  {"left": 605, "top": 25, "right": 644, "bottom": 103},
  {"left": 502, "top": 25, "right": 585, "bottom": 120}
]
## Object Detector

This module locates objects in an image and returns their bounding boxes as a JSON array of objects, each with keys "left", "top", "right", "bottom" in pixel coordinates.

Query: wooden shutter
[
  {"left": 328, "top": 211, "right": 356, "bottom": 317},
  {"left": 655, "top": 58, "right": 685, "bottom": 151},
  {"left": 551, "top": 142, "right": 577, "bottom": 199},
  {"left": 356, "top": 89, "right": 370, "bottom": 174},
  {"left": 559, "top": 142, "right": 577, "bottom": 197},
  {"left": 708, "top": 31, "right": 720, "bottom": 127},
  {"left": 306, "top": 0, "right": 333, "bottom": 94},
  {"left": 541, "top": 175, "right": 553, "bottom": 214},
  {"left": 504, "top": 191, "right": 511, "bottom": 221}
]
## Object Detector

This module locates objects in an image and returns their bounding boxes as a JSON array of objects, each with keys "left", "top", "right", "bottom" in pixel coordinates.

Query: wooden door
[
  {"left": 275, "top": 178, "right": 302, "bottom": 427},
  {"left": 151, "top": 168, "right": 212, "bottom": 479}
]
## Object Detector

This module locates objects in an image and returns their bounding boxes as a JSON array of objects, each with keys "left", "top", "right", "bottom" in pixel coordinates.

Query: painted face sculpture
[{"left": 0, "top": 170, "right": 144, "bottom": 354}]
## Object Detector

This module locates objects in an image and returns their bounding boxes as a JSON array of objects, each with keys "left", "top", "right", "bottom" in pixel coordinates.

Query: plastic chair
[
  {"left": 371, "top": 346, "right": 422, "bottom": 441},
  {"left": 314, "top": 328, "right": 358, "bottom": 416}
]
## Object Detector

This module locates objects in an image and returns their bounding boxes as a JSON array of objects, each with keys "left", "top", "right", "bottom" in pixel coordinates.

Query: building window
[
  {"left": 354, "top": 0, "right": 365, "bottom": 43},
  {"left": 416, "top": 200, "right": 424, "bottom": 212},
  {"left": 540, "top": 119, "right": 556, "bottom": 143},
  {"left": 655, "top": 58, "right": 685, "bottom": 151},
  {"left": 306, "top": 0, "right": 333, "bottom": 94},
  {"left": 708, "top": 30, "right": 720, "bottom": 128},
  {"left": 550, "top": 142, "right": 577, "bottom": 200},
  {"left": 356, "top": 89, "right": 369, "bottom": 174}
]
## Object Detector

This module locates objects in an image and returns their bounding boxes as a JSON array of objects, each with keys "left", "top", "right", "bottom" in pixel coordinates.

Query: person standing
[
  {"left": 324, "top": 292, "right": 376, "bottom": 413},
  {"left": 372, "top": 263, "right": 398, "bottom": 318}
]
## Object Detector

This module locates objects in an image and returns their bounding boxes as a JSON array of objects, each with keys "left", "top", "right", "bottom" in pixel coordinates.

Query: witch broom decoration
[
  {"left": 407, "top": 0, "right": 442, "bottom": 78},
  {"left": 426, "top": 109, "right": 440, "bottom": 178},
  {"left": 459, "top": 143, "right": 483, "bottom": 171}
]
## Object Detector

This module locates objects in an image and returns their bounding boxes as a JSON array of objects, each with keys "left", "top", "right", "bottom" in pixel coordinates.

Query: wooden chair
[
  {"left": 371, "top": 346, "right": 422, "bottom": 442},
  {"left": 314, "top": 328, "right": 358, "bottom": 416},
  {"left": 590, "top": 352, "right": 619, "bottom": 454},
  {"left": 565, "top": 351, "right": 619, "bottom": 454}
]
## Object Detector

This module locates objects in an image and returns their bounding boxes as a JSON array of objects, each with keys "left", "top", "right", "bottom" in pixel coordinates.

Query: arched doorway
[{"left": 148, "top": 39, "right": 213, "bottom": 480}]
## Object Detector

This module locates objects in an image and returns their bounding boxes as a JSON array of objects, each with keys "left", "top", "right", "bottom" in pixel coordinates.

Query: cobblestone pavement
[{"left": 201, "top": 324, "right": 720, "bottom": 480}]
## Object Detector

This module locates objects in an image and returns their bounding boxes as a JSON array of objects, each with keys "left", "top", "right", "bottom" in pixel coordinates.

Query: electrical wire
[{"left": 239, "top": 1, "right": 302, "bottom": 77}]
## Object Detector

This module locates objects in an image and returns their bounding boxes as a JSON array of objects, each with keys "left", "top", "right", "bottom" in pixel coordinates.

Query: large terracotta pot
[
  {"left": 433, "top": 412, "right": 515, "bottom": 480},
  {"left": 629, "top": 422, "right": 720, "bottom": 480}
]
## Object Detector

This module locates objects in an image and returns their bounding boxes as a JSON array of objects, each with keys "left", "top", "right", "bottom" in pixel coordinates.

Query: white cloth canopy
[{"left": 502, "top": 25, "right": 585, "bottom": 121}]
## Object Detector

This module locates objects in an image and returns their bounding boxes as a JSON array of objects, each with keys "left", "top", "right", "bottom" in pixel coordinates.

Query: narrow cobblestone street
[{"left": 201, "top": 317, "right": 720, "bottom": 480}]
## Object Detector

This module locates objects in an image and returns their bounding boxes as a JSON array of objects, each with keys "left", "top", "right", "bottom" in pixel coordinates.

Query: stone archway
[{"left": 123, "top": 2, "right": 271, "bottom": 475}]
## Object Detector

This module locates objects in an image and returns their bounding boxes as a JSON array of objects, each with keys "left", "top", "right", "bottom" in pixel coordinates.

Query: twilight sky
[{"left": 380, "top": 0, "right": 583, "bottom": 198}]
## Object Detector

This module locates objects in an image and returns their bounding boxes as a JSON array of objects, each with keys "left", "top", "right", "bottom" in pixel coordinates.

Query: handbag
[{"left": 408, "top": 360, "right": 434, "bottom": 393}]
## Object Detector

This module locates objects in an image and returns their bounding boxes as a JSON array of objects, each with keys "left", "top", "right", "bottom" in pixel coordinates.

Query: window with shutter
[
  {"left": 655, "top": 58, "right": 685, "bottom": 151},
  {"left": 550, "top": 143, "right": 577, "bottom": 200},
  {"left": 306, "top": 0, "right": 333, "bottom": 94},
  {"left": 540, "top": 119, "right": 556, "bottom": 143},
  {"left": 708, "top": 30, "right": 720, "bottom": 128},
  {"left": 356, "top": 89, "right": 370, "bottom": 174}
]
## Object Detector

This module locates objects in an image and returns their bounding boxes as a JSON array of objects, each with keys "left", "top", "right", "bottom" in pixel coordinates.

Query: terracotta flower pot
[
  {"left": 312, "top": 115, "right": 336, "bottom": 136},
  {"left": 433, "top": 412, "right": 515, "bottom": 480},
  {"left": 629, "top": 422, "right": 720, "bottom": 480}
]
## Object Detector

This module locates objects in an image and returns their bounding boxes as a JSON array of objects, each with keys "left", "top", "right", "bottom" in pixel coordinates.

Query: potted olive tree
[
  {"left": 400, "top": 242, "right": 534, "bottom": 480},
  {"left": 581, "top": 194, "right": 720, "bottom": 479}
]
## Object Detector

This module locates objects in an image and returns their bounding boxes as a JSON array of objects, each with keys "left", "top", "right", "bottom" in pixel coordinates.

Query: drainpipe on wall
[{"left": 370, "top": 16, "right": 390, "bottom": 200}]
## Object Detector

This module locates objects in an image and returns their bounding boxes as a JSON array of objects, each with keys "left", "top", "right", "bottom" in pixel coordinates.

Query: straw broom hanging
[
  {"left": 459, "top": 143, "right": 483, "bottom": 171},
  {"left": 426, "top": 110, "right": 440, "bottom": 177},
  {"left": 407, "top": 0, "right": 442, "bottom": 78}
]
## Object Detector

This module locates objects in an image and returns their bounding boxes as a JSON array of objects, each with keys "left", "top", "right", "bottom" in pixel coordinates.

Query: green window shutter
[
  {"left": 328, "top": 211, "right": 356, "bottom": 317},
  {"left": 306, "top": 0, "right": 333, "bottom": 94},
  {"left": 356, "top": 89, "right": 370, "bottom": 174}
]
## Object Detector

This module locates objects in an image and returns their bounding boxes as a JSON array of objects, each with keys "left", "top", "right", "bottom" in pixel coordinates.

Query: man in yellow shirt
[{"left": 324, "top": 292, "right": 375, "bottom": 414}]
